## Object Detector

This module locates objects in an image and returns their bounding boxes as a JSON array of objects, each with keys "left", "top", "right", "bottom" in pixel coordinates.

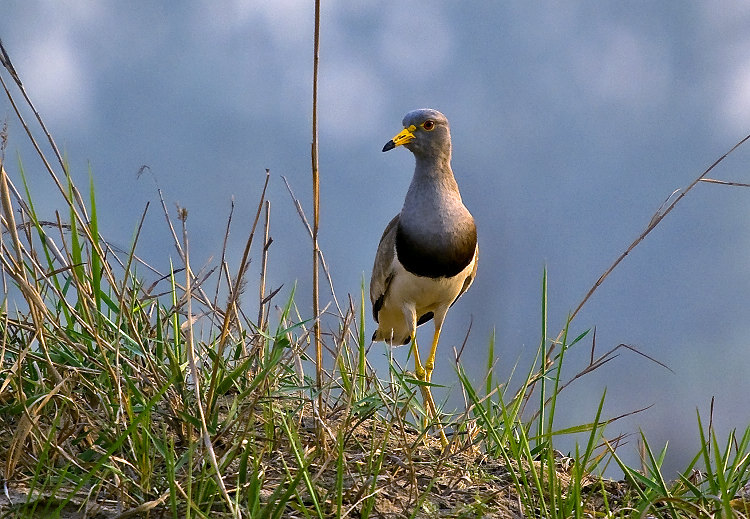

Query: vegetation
[{"left": 2, "top": 40, "right": 750, "bottom": 519}]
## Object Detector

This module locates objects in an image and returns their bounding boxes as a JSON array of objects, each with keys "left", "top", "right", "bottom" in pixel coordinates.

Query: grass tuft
[{"left": 2, "top": 38, "right": 750, "bottom": 518}]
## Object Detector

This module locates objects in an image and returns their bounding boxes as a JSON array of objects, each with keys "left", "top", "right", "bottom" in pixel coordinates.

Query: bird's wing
[{"left": 370, "top": 215, "right": 399, "bottom": 322}]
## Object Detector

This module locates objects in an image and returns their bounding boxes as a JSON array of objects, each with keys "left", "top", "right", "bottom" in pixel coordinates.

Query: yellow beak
[{"left": 382, "top": 124, "right": 417, "bottom": 152}]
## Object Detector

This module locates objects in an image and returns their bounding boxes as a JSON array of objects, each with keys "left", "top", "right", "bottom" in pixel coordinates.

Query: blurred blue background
[{"left": 2, "top": 2, "right": 750, "bottom": 477}]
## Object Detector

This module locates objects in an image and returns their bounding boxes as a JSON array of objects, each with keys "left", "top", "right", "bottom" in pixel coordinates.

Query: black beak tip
[{"left": 382, "top": 140, "right": 396, "bottom": 152}]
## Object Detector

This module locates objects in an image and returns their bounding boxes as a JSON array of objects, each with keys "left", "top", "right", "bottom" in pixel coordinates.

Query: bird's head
[{"left": 382, "top": 108, "right": 451, "bottom": 159}]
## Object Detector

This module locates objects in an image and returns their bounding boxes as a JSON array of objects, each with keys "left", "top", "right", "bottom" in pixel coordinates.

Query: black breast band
[{"left": 395, "top": 222, "right": 476, "bottom": 278}]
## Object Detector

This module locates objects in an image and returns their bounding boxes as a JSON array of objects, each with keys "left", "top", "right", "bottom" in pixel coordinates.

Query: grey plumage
[
  {"left": 370, "top": 107, "right": 478, "bottom": 350},
  {"left": 369, "top": 108, "right": 478, "bottom": 447}
]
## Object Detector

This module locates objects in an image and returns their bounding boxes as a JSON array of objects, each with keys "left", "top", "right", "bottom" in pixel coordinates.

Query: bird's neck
[
  {"left": 402, "top": 165, "right": 465, "bottom": 226},
  {"left": 411, "top": 155, "right": 460, "bottom": 195},
  {"left": 413, "top": 153, "right": 452, "bottom": 179}
]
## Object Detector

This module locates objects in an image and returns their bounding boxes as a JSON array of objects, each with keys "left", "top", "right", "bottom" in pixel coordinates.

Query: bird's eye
[{"left": 422, "top": 120, "right": 435, "bottom": 131}]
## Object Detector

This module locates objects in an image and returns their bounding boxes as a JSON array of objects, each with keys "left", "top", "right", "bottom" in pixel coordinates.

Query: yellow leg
[
  {"left": 410, "top": 332, "right": 448, "bottom": 448},
  {"left": 409, "top": 335, "right": 433, "bottom": 419},
  {"left": 410, "top": 334, "right": 426, "bottom": 382},
  {"left": 424, "top": 326, "right": 442, "bottom": 383}
]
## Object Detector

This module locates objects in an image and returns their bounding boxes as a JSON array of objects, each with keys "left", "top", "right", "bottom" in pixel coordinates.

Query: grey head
[{"left": 382, "top": 108, "right": 451, "bottom": 161}]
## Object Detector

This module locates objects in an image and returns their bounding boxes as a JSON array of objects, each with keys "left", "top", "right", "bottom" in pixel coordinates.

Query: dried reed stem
[{"left": 311, "top": 0, "right": 325, "bottom": 448}]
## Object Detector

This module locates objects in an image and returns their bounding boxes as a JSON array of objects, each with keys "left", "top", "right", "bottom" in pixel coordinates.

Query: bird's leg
[
  {"left": 408, "top": 335, "right": 443, "bottom": 444},
  {"left": 409, "top": 334, "right": 426, "bottom": 383},
  {"left": 424, "top": 316, "right": 446, "bottom": 384},
  {"left": 424, "top": 327, "right": 441, "bottom": 383},
  {"left": 411, "top": 332, "right": 448, "bottom": 448},
  {"left": 406, "top": 311, "right": 432, "bottom": 421},
  {"left": 409, "top": 335, "right": 431, "bottom": 416},
  {"left": 424, "top": 324, "right": 449, "bottom": 447}
]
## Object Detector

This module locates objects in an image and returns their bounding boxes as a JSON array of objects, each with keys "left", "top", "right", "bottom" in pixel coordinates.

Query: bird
[{"left": 370, "top": 108, "right": 478, "bottom": 446}]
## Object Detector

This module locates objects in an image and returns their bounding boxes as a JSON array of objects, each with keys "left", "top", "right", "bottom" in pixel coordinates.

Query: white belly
[{"left": 374, "top": 252, "right": 476, "bottom": 345}]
